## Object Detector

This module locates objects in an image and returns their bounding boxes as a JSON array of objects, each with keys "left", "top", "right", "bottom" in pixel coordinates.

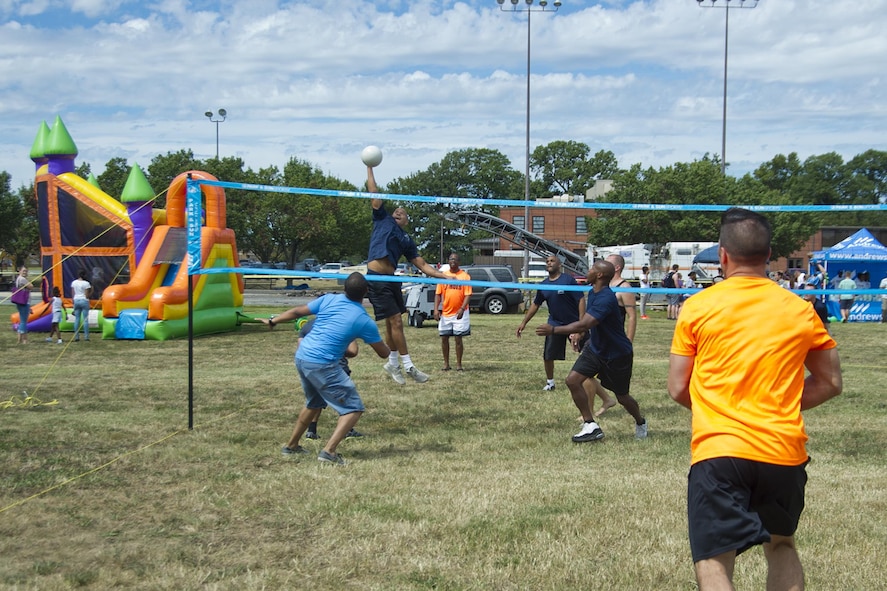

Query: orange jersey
[
  {"left": 671, "top": 276, "right": 836, "bottom": 466},
  {"left": 435, "top": 269, "right": 472, "bottom": 317}
]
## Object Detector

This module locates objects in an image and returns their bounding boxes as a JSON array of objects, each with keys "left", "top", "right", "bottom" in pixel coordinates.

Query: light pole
[
  {"left": 497, "top": 0, "right": 561, "bottom": 279},
  {"left": 697, "top": 0, "right": 758, "bottom": 176},
  {"left": 204, "top": 108, "right": 227, "bottom": 159}
]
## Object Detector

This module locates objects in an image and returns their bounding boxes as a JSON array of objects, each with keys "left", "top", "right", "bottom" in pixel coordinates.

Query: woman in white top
[{"left": 71, "top": 269, "right": 93, "bottom": 341}]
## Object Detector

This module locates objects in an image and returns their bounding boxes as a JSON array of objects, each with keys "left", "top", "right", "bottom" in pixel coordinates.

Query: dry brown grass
[{"left": 1, "top": 305, "right": 885, "bottom": 590}]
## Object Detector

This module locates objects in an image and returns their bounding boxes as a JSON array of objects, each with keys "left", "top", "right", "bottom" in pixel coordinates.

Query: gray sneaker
[
  {"left": 635, "top": 420, "right": 648, "bottom": 440},
  {"left": 405, "top": 365, "right": 429, "bottom": 383},
  {"left": 383, "top": 362, "right": 406, "bottom": 385},
  {"left": 318, "top": 450, "right": 346, "bottom": 465},
  {"left": 281, "top": 445, "right": 309, "bottom": 456}
]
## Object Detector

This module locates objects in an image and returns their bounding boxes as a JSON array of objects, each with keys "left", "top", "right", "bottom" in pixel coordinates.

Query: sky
[{"left": 1, "top": 0, "right": 885, "bottom": 196}]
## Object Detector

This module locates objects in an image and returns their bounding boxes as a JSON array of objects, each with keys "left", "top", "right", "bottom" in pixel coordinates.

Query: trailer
[{"left": 589, "top": 244, "right": 651, "bottom": 280}]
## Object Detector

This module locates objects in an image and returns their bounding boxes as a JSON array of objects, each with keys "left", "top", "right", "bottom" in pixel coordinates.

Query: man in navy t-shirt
[
  {"left": 535, "top": 259, "right": 648, "bottom": 443},
  {"left": 365, "top": 165, "right": 448, "bottom": 385},
  {"left": 517, "top": 255, "right": 584, "bottom": 391}
]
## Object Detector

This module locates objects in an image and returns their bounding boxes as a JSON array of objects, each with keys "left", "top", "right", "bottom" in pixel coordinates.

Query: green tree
[
  {"left": 0, "top": 172, "right": 25, "bottom": 263},
  {"left": 386, "top": 148, "right": 522, "bottom": 263},
  {"left": 259, "top": 158, "right": 364, "bottom": 266},
  {"left": 146, "top": 149, "right": 203, "bottom": 208},
  {"left": 586, "top": 156, "right": 819, "bottom": 260},
  {"left": 95, "top": 157, "right": 131, "bottom": 200},
  {"left": 753, "top": 153, "right": 802, "bottom": 194},
  {"left": 530, "top": 142, "right": 620, "bottom": 197},
  {"left": 0, "top": 173, "right": 37, "bottom": 269},
  {"left": 587, "top": 157, "right": 727, "bottom": 247}
]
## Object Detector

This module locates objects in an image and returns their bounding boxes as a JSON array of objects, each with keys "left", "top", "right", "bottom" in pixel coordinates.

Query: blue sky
[{"left": 1, "top": 0, "right": 885, "bottom": 194}]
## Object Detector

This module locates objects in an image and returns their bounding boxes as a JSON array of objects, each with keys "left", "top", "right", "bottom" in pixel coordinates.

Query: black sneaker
[
  {"left": 305, "top": 430, "right": 318, "bottom": 440},
  {"left": 572, "top": 421, "right": 605, "bottom": 443},
  {"left": 345, "top": 429, "right": 363, "bottom": 439}
]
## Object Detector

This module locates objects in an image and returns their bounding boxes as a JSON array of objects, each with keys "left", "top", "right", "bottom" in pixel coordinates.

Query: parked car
[
  {"left": 395, "top": 263, "right": 416, "bottom": 276},
  {"left": 464, "top": 265, "right": 523, "bottom": 315},
  {"left": 319, "top": 262, "right": 344, "bottom": 273},
  {"left": 293, "top": 258, "right": 320, "bottom": 272}
]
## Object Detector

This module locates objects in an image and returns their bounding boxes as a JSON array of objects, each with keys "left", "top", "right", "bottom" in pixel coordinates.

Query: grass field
[{"left": 1, "top": 303, "right": 885, "bottom": 590}]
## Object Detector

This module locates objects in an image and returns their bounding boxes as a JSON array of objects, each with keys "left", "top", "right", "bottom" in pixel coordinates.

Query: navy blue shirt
[
  {"left": 584, "top": 286, "right": 633, "bottom": 359},
  {"left": 534, "top": 273, "right": 584, "bottom": 326},
  {"left": 367, "top": 204, "right": 419, "bottom": 267}
]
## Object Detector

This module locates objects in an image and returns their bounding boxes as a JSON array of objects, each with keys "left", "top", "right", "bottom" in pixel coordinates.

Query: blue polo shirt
[
  {"left": 367, "top": 204, "right": 419, "bottom": 267},
  {"left": 585, "top": 286, "right": 633, "bottom": 359},
  {"left": 295, "top": 294, "right": 381, "bottom": 364},
  {"left": 534, "top": 273, "right": 583, "bottom": 326}
]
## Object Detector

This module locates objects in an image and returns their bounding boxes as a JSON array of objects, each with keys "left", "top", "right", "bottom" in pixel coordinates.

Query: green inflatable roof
[
  {"left": 44, "top": 115, "right": 78, "bottom": 157},
  {"left": 120, "top": 163, "right": 155, "bottom": 203}
]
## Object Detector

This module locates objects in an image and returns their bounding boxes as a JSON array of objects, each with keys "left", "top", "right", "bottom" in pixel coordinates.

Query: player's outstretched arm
[
  {"left": 261, "top": 305, "right": 312, "bottom": 328},
  {"left": 411, "top": 255, "right": 448, "bottom": 279},
  {"left": 367, "top": 166, "right": 383, "bottom": 210}
]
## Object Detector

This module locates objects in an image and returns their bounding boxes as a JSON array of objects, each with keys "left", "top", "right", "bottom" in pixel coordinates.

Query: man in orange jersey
[
  {"left": 434, "top": 253, "right": 472, "bottom": 371},
  {"left": 668, "top": 208, "right": 842, "bottom": 591}
]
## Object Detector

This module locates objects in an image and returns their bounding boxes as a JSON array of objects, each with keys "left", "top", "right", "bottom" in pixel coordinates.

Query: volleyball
[{"left": 361, "top": 145, "right": 383, "bottom": 167}]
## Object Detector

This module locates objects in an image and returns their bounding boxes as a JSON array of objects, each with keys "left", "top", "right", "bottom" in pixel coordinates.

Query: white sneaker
[
  {"left": 572, "top": 421, "right": 604, "bottom": 443},
  {"left": 45, "top": 337, "right": 52, "bottom": 342},
  {"left": 57, "top": 339, "right": 63, "bottom": 344},
  {"left": 542, "top": 382, "right": 556, "bottom": 391},
  {"left": 635, "top": 420, "right": 648, "bottom": 440},
  {"left": 383, "top": 362, "right": 406, "bottom": 385},
  {"left": 405, "top": 365, "right": 429, "bottom": 383}
]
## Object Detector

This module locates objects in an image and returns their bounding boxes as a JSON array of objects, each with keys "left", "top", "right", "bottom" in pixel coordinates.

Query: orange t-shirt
[
  {"left": 435, "top": 269, "right": 472, "bottom": 317},
  {"left": 671, "top": 276, "right": 836, "bottom": 466}
]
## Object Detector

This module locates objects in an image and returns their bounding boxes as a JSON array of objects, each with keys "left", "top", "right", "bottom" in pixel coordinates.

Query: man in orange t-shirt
[
  {"left": 434, "top": 253, "right": 472, "bottom": 371},
  {"left": 668, "top": 208, "right": 842, "bottom": 591}
]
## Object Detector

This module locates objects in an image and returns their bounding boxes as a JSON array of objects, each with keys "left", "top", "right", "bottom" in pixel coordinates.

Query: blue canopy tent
[
  {"left": 810, "top": 228, "right": 887, "bottom": 322},
  {"left": 692, "top": 244, "right": 720, "bottom": 264}
]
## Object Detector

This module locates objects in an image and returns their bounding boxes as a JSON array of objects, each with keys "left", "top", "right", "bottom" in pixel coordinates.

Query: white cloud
[{"left": 0, "top": 0, "right": 885, "bottom": 195}]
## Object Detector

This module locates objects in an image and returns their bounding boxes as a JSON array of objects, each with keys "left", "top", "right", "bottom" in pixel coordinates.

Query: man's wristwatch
[{"left": 268, "top": 318, "right": 275, "bottom": 328}]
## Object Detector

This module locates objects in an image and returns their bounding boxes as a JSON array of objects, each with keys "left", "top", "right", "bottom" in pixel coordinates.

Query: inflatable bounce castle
[{"left": 11, "top": 115, "right": 245, "bottom": 340}]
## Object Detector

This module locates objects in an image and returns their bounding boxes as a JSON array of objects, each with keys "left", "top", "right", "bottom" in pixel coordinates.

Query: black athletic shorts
[
  {"left": 543, "top": 333, "right": 570, "bottom": 361},
  {"left": 570, "top": 349, "right": 632, "bottom": 396},
  {"left": 687, "top": 457, "right": 809, "bottom": 562},
  {"left": 367, "top": 271, "right": 405, "bottom": 321}
]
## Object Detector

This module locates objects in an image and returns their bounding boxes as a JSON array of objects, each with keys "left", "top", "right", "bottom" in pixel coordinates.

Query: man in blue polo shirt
[
  {"left": 262, "top": 273, "right": 390, "bottom": 465},
  {"left": 535, "top": 259, "right": 648, "bottom": 443},
  {"left": 365, "top": 165, "right": 448, "bottom": 385},
  {"left": 516, "top": 255, "right": 585, "bottom": 391}
]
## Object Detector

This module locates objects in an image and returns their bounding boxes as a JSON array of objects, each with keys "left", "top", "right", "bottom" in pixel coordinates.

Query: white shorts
[{"left": 438, "top": 311, "right": 470, "bottom": 337}]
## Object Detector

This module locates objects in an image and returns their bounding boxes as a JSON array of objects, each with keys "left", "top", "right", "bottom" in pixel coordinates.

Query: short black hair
[
  {"left": 719, "top": 207, "right": 771, "bottom": 264},
  {"left": 344, "top": 272, "right": 369, "bottom": 302}
]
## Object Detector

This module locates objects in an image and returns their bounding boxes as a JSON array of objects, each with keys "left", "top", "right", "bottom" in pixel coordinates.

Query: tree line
[{"left": 1, "top": 143, "right": 885, "bottom": 269}]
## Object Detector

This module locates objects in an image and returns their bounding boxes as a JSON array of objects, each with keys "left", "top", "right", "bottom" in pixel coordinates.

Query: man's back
[
  {"left": 672, "top": 277, "right": 836, "bottom": 465},
  {"left": 297, "top": 294, "right": 380, "bottom": 363}
]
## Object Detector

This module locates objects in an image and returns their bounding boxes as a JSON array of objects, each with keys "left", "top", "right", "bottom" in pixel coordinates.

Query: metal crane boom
[{"left": 444, "top": 211, "right": 588, "bottom": 276}]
